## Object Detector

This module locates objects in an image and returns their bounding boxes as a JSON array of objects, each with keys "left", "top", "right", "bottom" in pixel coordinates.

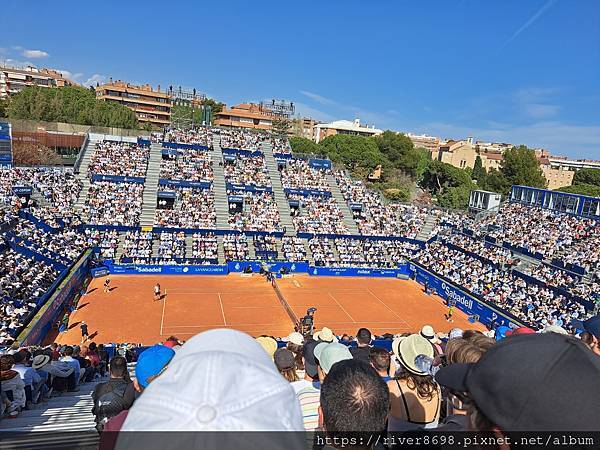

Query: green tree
[
  {"left": 498, "top": 145, "right": 547, "bottom": 192},
  {"left": 289, "top": 136, "right": 320, "bottom": 155},
  {"left": 421, "top": 160, "right": 475, "bottom": 209},
  {"left": 374, "top": 131, "right": 414, "bottom": 165},
  {"left": 271, "top": 117, "right": 292, "bottom": 136},
  {"left": 0, "top": 98, "right": 8, "bottom": 117},
  {"left": 7, "top": 86, "right": 138, "bottom": 129},
  {"left": 319, "top": 134, "right": 386, "bottom": 177},
  {"left": 472, "top": 155, "right": 487, "bottom": 184},
  {"left": 557, "top": 183, "right": 600, "bottom": 197},
  {"left": 383, "top": 186, "right": 411, "bottom": 202},
  {"left": 436, "top": 184, "right": 473, "bottom": 209},
  {"left": 421, "top": 160, "right": 472, "bottom": 194},
  {"left": 573, "top": 168, "right": 600, "bottom": 187},
  {"left": 481, "top": 168, "right": 510, "bottom": 193}
]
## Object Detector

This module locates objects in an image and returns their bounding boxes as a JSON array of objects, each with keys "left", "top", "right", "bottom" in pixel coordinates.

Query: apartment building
[
  {"left": 95, "top": 80, "right": 171, "bottom": 128},
  {"left": 0, "top": 65, "right": 76, "bottom": 98},
  {"left": 314, "top": 119, "right": 382, "bottom": 143},
  {"left": 214, "top": 103, "right": 277, "bottom": 130}
]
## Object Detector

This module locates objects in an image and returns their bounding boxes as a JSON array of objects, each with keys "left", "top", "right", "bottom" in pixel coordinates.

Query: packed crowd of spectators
[
  {"left": 281, "top": 159, "right": 331, "bottom": 191},
  {"left": 84, "top": 181, "right": 144, "bottom": 227},
  {"left": 228, "top": 190, "right": 281, "bottom": 232},
  {"left": 281, "top": 236, "right": 307, "bottom": 262},
  {"left": 191, "top": 233, "right": 218, "bottom": 262},
  {"left": 223, "top": 234, "right": 249, "bottom": 261},
  {"left": 3, "top": 320, "right": 599, "bottom": 434},
  {"left": 220, "top": 129, "right": 265, "bottom": 151},
  {"left": 121, "top": 231, "right": 153, "bottom": 261},
  {"left": 154, "top": 187, "right": 216, "bottom": 229},
  {"left": 83, "top": 229, "right": 119, "bottom": 260},
  {"left": 8, "top": 218, "right": 86, "bottom": 265},
  {"left": 472, "top": 203, "right": 598, "bottom": 261},
  {"left": 156, "top": 232, "right": 186, "bottom": 260},
  {"left": 223, "top": 155, "right": 271, "bottom": 187},
  {"left": 291, "top": 195, "right": 347, "bottom": 234},
  {"left": 164, "top": 127, "right": 214, "bottom": 147},
  {"left": 1, "top": 341, "right": 111, "bottom": 419},
  {"left": 414, "top": 241, "right": 592, "bottom": 329},
  {"left": 0, "top": 249, "right": 60, "bottom": 344},
  {"left": 0, "top": 168, "right": 82, "bottom": 215},
  {"left": 271, "top": 137, "right": 292, "bottom": 155},
  {"left": 160, "top": 149, "right": 213, "bottom": 182},
  {"left": 88, "top": 141, "right": 149, "bottom": 178},
  {"left": 444, "top": 233, "right": 514, "bottom": 266},
  {"left": 253, "top": 235, "right": 278, "bottom": 259}
]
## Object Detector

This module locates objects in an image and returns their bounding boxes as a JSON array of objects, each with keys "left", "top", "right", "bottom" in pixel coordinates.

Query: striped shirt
[{"left": 296, "top": 383, "right": 321, "bottom": 431}]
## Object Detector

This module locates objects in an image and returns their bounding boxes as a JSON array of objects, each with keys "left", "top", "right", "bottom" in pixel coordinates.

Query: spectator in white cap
[
  {"left": 285, "top": 332, "right": 305, "bottom": 379},
  {"left": 119, "top": 329, "right": 303, "bottom": 432},
  {"left": 388, "top": 334, "right": 441, "bottom": 432}
]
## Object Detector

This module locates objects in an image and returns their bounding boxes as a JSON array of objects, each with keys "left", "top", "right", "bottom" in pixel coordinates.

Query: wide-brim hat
[
  {"left": 393, "top": 334, "right": 434, "bottom": 376},
  {"left": 32, "top": 354, "right": 50, "bottom": 370}
]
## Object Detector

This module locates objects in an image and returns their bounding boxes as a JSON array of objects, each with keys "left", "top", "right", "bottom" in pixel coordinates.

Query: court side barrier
[
  {"left": 90, "top": 266, "right": 110, "bottom": 278},
  {"left": 104, "top": 260, "right": 228, "bottom": 275},
  {"left": 308, "top": 265, "right": 411, "bottom": 278},
  {"left": 407, "top": 261, "right": 524, "bottom": 329},
  {"left": 227, "top": 261, "right": 310, "bottom": 273},
  {"left": 19, "top": 250, "right": 93, "bottom": 346}
]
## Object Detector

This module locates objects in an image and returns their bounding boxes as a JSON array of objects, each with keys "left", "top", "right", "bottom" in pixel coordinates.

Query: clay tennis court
[{"left": 54, "top": 274, "right": 483, "bottom": 345}]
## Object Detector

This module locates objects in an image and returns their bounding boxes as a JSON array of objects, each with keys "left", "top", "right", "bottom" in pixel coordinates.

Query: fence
[{"left": 1, "top": 117, "right": 149, "bottom": 138}]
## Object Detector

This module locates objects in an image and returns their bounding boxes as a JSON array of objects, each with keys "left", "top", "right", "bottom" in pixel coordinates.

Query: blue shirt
[{"left": 13, "top": 363, "right": 41, "bottom": 387}]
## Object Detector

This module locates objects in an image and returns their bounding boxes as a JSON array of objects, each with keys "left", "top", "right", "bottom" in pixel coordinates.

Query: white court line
[
  {"left": 366, "top": 288, "right": 411, "bottom": 328},
  {"left": 160, "top": 293, "right": 167, "bottom": 335},
  {"left": 327, "top": 292, "right": 356, "bottom": 323},
  {"left": 217, "top": 293, "right": 227, "bottom": 326}
]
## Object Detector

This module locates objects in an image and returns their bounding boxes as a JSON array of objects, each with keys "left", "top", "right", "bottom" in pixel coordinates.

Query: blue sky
[{"left": 1, "top": 0, "right": 599, "bottom": 158}]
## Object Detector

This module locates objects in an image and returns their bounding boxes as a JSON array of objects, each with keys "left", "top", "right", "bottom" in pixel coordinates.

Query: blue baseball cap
[
  {"left": 135, "top": 344, "right": 175, "bottom": 388},
  {"left": 571, "top": 315, "right": 600, "bottom": 339}
]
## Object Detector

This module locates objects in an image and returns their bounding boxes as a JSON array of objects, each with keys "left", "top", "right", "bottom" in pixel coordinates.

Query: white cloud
[
  {"left": 523, "top": 103, "right": 560, "bottom": 119},
  {"left": 82, "top": 74, "right": 108, "bottom": 87},
  {"left": 299, "top": 90, "right": 337, "bottom": 106},
  {"left": 54, "top": 69, "right": 83, "bottom": 82},
  {"left": 293, "top": 101, "right": 335, "bottom": 122},
  {"left": 22, "top": 49, "right": 49, "bottom": 58}
]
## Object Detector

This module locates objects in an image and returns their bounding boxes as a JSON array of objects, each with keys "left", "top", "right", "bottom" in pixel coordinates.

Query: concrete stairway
[
  {"left": 73, "top": 137, "right": 100, "bottom": 214},
  {"left": 416, "top": 213, "right": 438, "bottom": 242},
  {"left": 31, "top": 189, "right": 51, "bottom": 208},
  {"left": 216, "top": 235, "right": 226, "bottom": 264},
  {"left": 115, "top": 233, "right": 127, "bottom": 261},
  {"left": 247, "top": 237, "right": 256, "bottom": 260},
  {"left": 0, "top": 379, "right": 101, "bottom": 448},
  {"left": 139, "top": 143, "right": 162, "bottom": 227},
  {"left": 0, "top": 363, "right": 138, "bottom": 449},
  {"left": 211, "top": 135, "right": 231, "bottom": 230},
  {"left": 260, "top": 141, "right": 295, "bottom": 235},
  {"left": 325, "top": 173, "right": 360, "bottom": 235},
  {"left": 185, "top": 234, "right": 194, "bottom": 258}
]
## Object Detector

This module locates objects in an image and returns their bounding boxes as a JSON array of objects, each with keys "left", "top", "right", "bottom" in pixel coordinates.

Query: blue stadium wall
[{"left": 20, "top": 251, "right": 93, "bottom": 346}]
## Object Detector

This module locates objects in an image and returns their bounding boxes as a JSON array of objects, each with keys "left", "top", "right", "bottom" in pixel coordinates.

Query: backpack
[{"left": 93, "top": 381, "right": 129, "bottom": 432}]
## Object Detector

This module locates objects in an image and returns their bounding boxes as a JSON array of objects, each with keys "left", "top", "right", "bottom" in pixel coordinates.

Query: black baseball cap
[
  {"left": 435, "top": 333, "right": 600, "bottom": 431},
  {"left": 571, "top": 315, "right": 600, "bottom": 339}
]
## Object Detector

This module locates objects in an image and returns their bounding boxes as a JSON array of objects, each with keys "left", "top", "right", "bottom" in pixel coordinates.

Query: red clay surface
[{"left": 54, "top": 274, "right": 484, "bottom": 345}]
